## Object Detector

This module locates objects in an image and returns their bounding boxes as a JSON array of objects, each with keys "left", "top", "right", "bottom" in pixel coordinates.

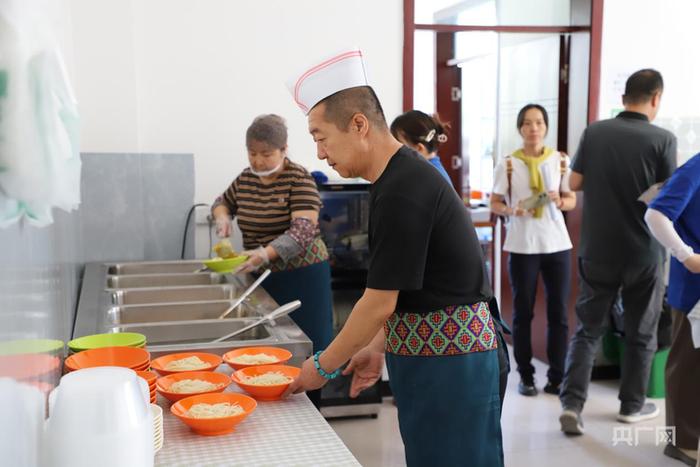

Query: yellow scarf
[{"left": 511, "top": 147, "right": 554, "bottom": 219}]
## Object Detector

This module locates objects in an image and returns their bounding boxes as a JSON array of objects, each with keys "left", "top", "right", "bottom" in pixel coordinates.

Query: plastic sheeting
[{"left": 0, "top": 0, "right": 80, "bottom": 228}]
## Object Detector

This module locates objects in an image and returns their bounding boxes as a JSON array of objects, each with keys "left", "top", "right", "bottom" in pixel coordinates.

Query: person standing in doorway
[
  {"left": 490, "top": 104, "right": 576, "bottom": 397},
  {"left": 559, "top": 69, "right": 677, "bottom": 435}
]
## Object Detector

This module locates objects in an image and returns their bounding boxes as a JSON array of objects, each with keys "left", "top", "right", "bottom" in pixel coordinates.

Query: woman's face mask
[{"left": 247, "top": 140, "right": 286, "bottom": 177}]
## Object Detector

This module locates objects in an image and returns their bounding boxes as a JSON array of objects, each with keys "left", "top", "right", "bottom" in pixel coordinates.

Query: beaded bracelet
[{"left": 313, "top": 351, "right": 341, "bottom": 380}]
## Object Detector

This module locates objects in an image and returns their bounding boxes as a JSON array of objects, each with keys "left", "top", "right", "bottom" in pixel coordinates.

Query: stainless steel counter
[{"left": 74, "top": 262, "right": 313, "bottom": 363}]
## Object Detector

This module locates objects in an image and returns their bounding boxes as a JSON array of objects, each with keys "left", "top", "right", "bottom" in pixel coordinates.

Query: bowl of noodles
[
  {"left": 223, "top": 346, "right": 293, "bottom": 370},
  {"left": 231, "top": 364, "right": 301, "bottom": 401},
  {"left": 171, "top": 392, "right": 257, "bottom": 436},
  {"left": 156, "top": 371, "right": 231, "bottom": 402},
  {"left": 150, "top": 352, "right": 222, "bottom": 376}
]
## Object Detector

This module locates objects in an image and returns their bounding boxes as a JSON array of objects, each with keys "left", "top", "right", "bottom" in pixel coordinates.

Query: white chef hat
[{"left": 286, "top": 47, "right": 369, "bottom": 115}]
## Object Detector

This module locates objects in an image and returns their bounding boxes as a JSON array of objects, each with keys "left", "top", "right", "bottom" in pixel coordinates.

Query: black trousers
[{"left": 508, "top": 250, "right": 571, "bottom": 384}]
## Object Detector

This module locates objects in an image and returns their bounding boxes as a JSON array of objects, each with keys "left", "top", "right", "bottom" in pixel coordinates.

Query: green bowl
[
  {"left": 68, "top": 332, "right": 146, "bottom": 352},
  {"left": 0, "top": 339, "right": 65, "bottom": 356},
  {"left": 202, "top": 256, "right": 248, "bottom": 273}
]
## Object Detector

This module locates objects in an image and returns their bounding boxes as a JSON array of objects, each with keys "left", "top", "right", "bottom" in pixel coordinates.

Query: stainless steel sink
[
  {"left": 107, "top": 300, "right": 259, "bottom": 324},
  {"left": 111, "top": 285, "right": 238, "bottom": 305},
  {"left": 75, "top": 262, "right": 312, "bottom": 361},
  {"left": 107, "top": 261, "right": 204, "bottom": 275},
  {"left": 110, "top": 319, "right": 270, "bottom": 346},
  {"left": 106, "top": 273, "right": 226, "bottom": 289}
]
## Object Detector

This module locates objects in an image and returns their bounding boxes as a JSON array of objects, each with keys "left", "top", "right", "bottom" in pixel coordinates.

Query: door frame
[{"left": 403, "top": 0, "right": 604, "bottom": 124}]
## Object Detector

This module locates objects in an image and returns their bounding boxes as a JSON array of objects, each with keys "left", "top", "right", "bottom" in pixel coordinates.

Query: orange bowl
[
  {"left": 64, "top": 346, "right": 150, "bottom": 371},
  {"left": 150, "top": 352, "right": 222, "bottom": 376},
  {"left": 171, "top": 392, "right": 256, "bottom": 436},
  {"left": 135, "top": 369, "right": 158, "bottom": 386},
  {"left": 231, "top": 364, "right": 300, "bottom": 401},
  {"left": 223, "top": 346, "right": 293, "bottom": 371},
  {"left": 156, "top": 371, "right": 232, "bottom": 402}
]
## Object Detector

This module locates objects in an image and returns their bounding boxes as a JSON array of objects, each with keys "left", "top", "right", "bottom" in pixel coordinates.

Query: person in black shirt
[
  {"left": 559, "top": 69, "right": 677, "bottom": 435},
  {"left": 284, "top": 49, "right": 503, "bottom": 467}
]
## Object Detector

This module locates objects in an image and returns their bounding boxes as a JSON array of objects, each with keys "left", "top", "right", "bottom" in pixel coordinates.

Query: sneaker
[
  {"left": 543, "top": 381, "right": 561, "bottom": 395},
  {"left": 518, "top": 378, "right": 538, "bottom": 396},
  {"left": 559, "top": 409, "right": 584, "bottom": 435},
  {"left": 663, "top": 444, "right": 697, "bottom": 466},
  {"left": 616, "top": 402, "right": 660, "bottom": 423}
]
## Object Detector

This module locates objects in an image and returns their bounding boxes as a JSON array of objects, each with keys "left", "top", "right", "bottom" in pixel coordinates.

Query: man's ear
[{"left": 350, "top": 113, "right": 370, "bottom": 137}]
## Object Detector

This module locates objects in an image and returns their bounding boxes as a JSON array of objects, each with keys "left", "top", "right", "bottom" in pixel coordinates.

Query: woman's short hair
[
  {"left": 390, "top": 110, "right": 449, "bottom": 154},
  {"left": 516, "top": 104, "right": 549, "bottom": 131},
  {"left": 246, "top": 114, "right": 288, "bottom": 149}
]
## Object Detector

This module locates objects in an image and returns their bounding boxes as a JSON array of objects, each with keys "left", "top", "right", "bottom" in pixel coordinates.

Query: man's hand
[
  {"left": 283, "top": 356, "right": 329, "bottom": 397},
  {"left": 342, "top": 346, "right": 385, "bottom": 398},
  {"left": 683, "top": 253, "right": 700, "bottom": 273}
]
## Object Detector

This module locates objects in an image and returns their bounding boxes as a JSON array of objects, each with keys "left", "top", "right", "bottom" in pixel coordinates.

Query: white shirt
[{"left": 492, "top": 151, "right": 573, "bottom": 254}]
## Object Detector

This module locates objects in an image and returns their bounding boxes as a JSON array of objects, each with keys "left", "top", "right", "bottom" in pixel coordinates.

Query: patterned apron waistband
[{"left": 384, "top": 301, "right": 498, "bottom": 356}]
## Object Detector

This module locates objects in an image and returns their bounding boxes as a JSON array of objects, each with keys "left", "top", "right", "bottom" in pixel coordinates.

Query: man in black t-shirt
[
  {"left": 559, "top": 69, "right": 677, "bottom": 436},
  {"left": 283, "top": 49, "right": 503, "bottom": 467}
]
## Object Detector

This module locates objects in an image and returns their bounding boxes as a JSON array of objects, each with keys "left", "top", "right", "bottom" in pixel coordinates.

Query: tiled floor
[{"left": 330, "top": 347, "right": 687, "bottom": 467}]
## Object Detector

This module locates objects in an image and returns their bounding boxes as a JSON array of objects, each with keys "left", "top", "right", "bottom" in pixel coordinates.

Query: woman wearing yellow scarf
[{"left": 490, "top": 104, "right": 577, "bottom": 397}]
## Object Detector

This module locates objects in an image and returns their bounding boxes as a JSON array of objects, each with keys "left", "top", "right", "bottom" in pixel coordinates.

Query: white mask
[{"left": 249, "top": 159, "right": 285, "bottom": 177}]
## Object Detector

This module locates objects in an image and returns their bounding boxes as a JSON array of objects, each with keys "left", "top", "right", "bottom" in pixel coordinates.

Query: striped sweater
[{"left": 217, "top": 159, "right": 322, "bottom": 250}]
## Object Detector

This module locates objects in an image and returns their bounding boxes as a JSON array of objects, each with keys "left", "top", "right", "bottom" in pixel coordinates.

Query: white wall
[
  {"left": 67, "top": 0, "right": 140, "bottom": 151},
  {"left": 65, "top": 0, "right": 404, "bottom": 203},
  {"left": 600, "top": 0, "right": 700, "bottom": 164}
]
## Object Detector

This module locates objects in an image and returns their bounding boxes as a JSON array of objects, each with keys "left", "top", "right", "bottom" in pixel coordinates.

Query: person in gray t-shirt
[{"left": 559, "top": 69, "right": 677, "bottom": 435}]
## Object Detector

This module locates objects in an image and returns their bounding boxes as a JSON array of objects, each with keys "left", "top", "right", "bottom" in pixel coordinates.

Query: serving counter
[{"left": 155, "top": 365, "right": 360, "bottom": 467}]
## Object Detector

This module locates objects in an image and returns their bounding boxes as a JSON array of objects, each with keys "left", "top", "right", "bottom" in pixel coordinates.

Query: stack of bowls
[
  {"left": 0, "top": 338, "right": 65, "bottom": 356},
  {"left": 151, "top": 404, "right": 163, "bottom": 453},
  {"left": 68, "top": 333, "right": 146, "bottom": 353},
  {"left": 44, "top": 367, "right": 154, "bottom": 467},
  {"left": 64, "top": 346, "right": 150, "bottom": 373},
  {"left": 0, "top": 339, "right": 65, "bottom": 397},
  {"left": 137, "top": 370, "right": 158, "bottom": 403}
]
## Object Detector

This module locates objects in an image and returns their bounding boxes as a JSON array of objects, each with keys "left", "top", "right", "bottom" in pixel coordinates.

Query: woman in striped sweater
[{"left": 212, "top": 114, "right": 333, "bottom": 407}]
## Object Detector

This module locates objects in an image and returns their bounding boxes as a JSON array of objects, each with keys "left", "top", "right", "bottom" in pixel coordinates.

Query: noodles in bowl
[
  {"left": 229, "top": 353, "right": 279, "bottom": 365},
  {"left": 223, "top": 346, "right": 292, "bottom": 370},
  {"left": 170, "top": 379, "right": 223, "bottom": 394},
  {"left": 165, "top": 356, "right": 209, "bottom": 371},
  {"left": 156, "top": 371, "right": 231, "bottom": 402},
  {"left": 232, "top": 364, "right": 301, "bottom": 401},
  {"left": 241, "top": 371, "right": 293, "bottom": 386},
  {"left": 186, "top": 402, "right": 244, "bottom": 419},
  {"left": 151, "top": 352, "right": 222, "bottom": 376},
  {"left": 171, "top": 393, "right": 257, "bottom": 436}
]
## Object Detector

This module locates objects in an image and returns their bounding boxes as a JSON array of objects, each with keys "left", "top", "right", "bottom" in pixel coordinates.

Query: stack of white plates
[{"left": 151, "top": 404, "right": 163, "bottom": 454}]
